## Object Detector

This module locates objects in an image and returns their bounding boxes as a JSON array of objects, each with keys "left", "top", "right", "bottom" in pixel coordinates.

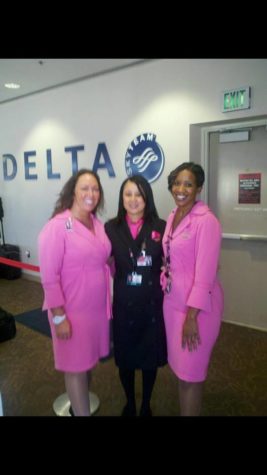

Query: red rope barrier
[{"left": 0, "top": 256, "right": 40, "bottom": 273}]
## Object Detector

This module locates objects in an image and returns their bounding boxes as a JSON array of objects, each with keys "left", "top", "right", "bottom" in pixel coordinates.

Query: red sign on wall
[{"left": 239, "top": 173, "right": 261, "bottom": 204}]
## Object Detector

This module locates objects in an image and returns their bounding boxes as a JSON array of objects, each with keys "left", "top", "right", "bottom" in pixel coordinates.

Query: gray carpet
[
  {"left": 15, "top": 308, "right": 51, "bottom": 337},
  {"left": 1, "top": 279, "right": 267, "bottom": 416}
]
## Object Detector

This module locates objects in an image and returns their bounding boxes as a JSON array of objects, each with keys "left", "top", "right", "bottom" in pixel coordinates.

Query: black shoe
[
  {"left": 121, "top": 404, "right": 136, "bottom": 417},
  {"left": 69, "top": 405, "right": 75, "bottom": 416},
  {"left": 139, "top": 405, "right": 152, "bottom": 417}
]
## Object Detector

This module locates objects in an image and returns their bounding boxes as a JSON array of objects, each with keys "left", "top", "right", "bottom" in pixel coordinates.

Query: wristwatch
[{"left": 52, "top": 315, "right": 66, "bottom": 325}]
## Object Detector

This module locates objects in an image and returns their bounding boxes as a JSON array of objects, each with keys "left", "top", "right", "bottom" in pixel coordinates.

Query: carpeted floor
[
  {"left": 0, "top": 277, "right": 267, "bottom": 416},
  {"left": 15, "top": 308, "right": 51, "bottom": 337}
]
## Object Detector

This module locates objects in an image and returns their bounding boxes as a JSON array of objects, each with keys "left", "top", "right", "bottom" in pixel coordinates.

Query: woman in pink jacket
[
  {"left": 38, "top": 169, "right": 111, "bottom": 416},
  {"left": 162, "top": 162, "right": 224, "bottom": 416}
]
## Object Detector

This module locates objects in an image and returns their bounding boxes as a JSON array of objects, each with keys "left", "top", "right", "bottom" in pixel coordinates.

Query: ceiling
[{"left": 0, "top": 58, "right": 147, "bottom": 105}]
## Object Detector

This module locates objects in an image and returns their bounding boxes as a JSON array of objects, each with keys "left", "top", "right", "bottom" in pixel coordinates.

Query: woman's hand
[
  {"left": 55, "top": 318, "right": 72, "bottom": 340},
  {"left": 182, "top": 308, "right": 201, "bottom": 351},
  {"left": 51, "top": 307, "right": 72, "bottom": 340}
]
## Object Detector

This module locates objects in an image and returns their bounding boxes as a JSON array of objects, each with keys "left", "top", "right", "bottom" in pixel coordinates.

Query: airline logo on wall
[{"left": 125, "top": 133, "right": 165, "bottom": 183}]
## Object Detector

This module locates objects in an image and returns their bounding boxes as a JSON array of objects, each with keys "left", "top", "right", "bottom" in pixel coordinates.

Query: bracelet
[{"left": 52, "top": 314, "right": 66, "bottom": 325}]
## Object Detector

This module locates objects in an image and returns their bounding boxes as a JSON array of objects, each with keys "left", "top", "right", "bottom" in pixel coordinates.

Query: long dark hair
[
  {"left": 51, "top": 169, "right": 104, "bottom": 218},
  {"left": 168, "top": 162, "right": 205, "bottom": 191},
  {"left": 114, "top": 175, "right": 159, "bottom": 225}
]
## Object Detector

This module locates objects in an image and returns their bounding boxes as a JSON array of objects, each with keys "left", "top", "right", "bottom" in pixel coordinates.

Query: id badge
[
  {"left": 127, "top": 272, "right": 142, "bottom": 286},
  {"left": 137, "top": 252, "right": 152, "bottom": 267}
]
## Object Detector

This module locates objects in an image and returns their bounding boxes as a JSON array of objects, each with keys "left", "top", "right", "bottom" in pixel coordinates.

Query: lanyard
[
  {"left": 129, "top": 237, "right": 146, "bottom": 267},
  {"left": 141, "top": 239, "right": 146, "bottom": 253},
  {"left": 129, "top": 248, "right": 136, "bottom": 272}
]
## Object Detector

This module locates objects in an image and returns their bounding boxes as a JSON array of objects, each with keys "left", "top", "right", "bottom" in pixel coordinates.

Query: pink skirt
[{"left": 163, "top": 288, "right": 223, "bottom": 382}]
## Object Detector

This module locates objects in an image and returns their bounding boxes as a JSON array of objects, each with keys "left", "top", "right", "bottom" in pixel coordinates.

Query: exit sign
[{"left": 222, "top": 86, "right": 251, "bottom": 112}]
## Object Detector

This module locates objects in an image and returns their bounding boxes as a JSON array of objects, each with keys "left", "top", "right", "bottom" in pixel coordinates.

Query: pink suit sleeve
[
  {"left": 38, "top": 219, "right": 66, "bottom": 310},
  {"left": 186, "top": 214, "right": 222, "bottom": 313}
]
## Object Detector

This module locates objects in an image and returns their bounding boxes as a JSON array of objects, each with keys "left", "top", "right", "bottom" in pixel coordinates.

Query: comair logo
[{"left": 125, "top": 133, "right": 165, "bottom": 183}]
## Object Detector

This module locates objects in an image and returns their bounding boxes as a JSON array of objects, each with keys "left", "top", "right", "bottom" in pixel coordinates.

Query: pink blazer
[{"left": 162, "top": 201, "right": 223, "bottom": 314}]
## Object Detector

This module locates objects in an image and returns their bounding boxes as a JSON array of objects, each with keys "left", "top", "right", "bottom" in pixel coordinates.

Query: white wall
[{"left": 1, "top": 58, "right": 267, "bottom": 279}]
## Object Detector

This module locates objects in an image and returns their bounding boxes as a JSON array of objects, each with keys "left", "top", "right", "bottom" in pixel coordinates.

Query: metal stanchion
[
  {"left": 0, "top": 392, "right": 3, "bottom": 416},
  {"left": 53, "top": 392, "right": 100, "bottom": 416}
]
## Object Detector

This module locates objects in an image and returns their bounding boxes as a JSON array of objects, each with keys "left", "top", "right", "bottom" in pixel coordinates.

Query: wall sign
[
  {"left": 2, "top": 143, "right": 116, "bottom": 181},
  {"left": 125, "top": 133, "right": 165, "bottom": 183},
  {"left": 222, "top": 86, "right": 251, "bottom": 112},
  {"left": 239, "top": 173, "right": 261, "bottom": 204}
]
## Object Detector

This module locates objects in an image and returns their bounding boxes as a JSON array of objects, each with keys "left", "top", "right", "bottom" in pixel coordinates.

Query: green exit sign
[{"left": 222, "top": 86, "right": 251, "bottom": 112}]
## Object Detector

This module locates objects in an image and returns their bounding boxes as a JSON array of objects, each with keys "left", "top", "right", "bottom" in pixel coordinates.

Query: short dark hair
[
  {"left": 115, "top": 175, "right": 159, "bottom": 224},
  {"left": 168, "top": 162, "right": 205, "bottom": 191},
  {"left": 51, "top": 169, "right": 104, "bottom": 218}
]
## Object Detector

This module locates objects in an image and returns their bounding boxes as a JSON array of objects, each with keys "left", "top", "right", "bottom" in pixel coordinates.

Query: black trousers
[{"left": 119, "top": 367, "right": 157, "bottom": 411}]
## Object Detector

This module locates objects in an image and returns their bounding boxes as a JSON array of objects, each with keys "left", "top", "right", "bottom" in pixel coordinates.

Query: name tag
[
  {"left": 127, "top": 272, "right": 142, "bottom": 286},
  {"left": 65, "top": 216, "right": 73, "bottom": 232},
  {"left": 137, "top": 252, "right": 152, "bottom": 267}
]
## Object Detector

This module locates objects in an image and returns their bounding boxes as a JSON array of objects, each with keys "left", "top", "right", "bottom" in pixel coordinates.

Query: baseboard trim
[
  {"left": 223, "top": 319, "right": 267, "bottom": 333},
  {"left": 22, "top": 272, "right": 41, "bottom": 283}
]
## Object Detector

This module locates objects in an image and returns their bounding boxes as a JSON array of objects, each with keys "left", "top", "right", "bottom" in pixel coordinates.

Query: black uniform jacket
[{"left": 105, "top": 217, "right": 167, "bottom": 370}]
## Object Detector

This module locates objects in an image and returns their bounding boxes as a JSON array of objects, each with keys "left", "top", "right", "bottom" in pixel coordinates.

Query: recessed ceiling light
[{"left": 4, "top": 83, "right": 21, "bottom": 89}]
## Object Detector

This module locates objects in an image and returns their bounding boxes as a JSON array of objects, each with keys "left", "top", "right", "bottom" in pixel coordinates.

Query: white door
[{"left": 205, "top": 123, "right": 267, "bottom": 330}]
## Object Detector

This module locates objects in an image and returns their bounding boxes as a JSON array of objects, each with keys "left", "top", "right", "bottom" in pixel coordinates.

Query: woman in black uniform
[{"left": 105, "top": 175, "right": 167, "bottom": 417}]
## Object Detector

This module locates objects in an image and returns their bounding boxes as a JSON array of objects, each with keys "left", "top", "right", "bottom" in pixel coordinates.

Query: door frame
[
  {"left": 200, "top": 117, "right": 267, "bottom": 240},
  {"left": 201, "top": 117, "right": 267, "bottom": 202}
]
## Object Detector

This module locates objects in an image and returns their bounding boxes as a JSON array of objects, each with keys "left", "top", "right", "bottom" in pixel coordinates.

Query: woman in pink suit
[
  {"left": 162, "top": 162, "right": 224, "bottom": 416},
  {"left": 38, "top": 169, "right": 111, "bottom": 416}
]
